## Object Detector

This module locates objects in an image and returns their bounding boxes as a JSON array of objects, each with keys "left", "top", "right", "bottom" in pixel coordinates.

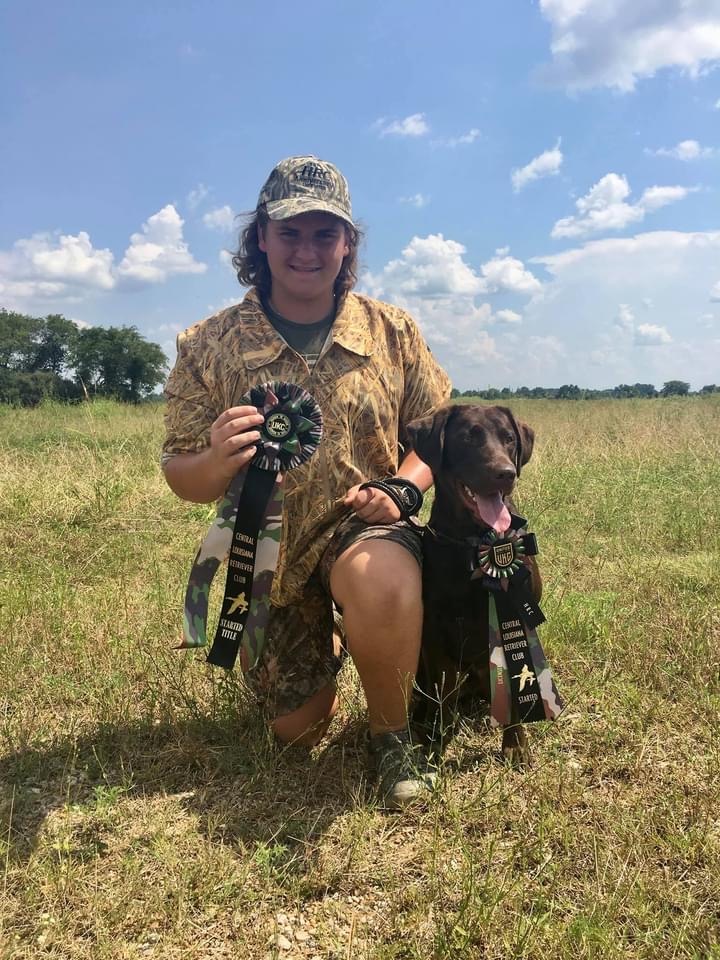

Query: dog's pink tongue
[{"left": 473, "top": 492, "right": 511, "bottom": 534}]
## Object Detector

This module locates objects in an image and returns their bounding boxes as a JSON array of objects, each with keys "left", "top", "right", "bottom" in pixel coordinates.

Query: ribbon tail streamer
[
  {"left": 207, "top": 467, "right": 279, "bottom": 669},
  {"left": 526, "top": 626, "right": 564, "bottom": 722},
  {"left": 488, "top": 594, "right": 512, "bottom": 729},
  {"left": 238, "top": 479, "right": 284, "bottom": 671},
  {"left": 178, "top": 471, "right": 246, "bottom": 650}
]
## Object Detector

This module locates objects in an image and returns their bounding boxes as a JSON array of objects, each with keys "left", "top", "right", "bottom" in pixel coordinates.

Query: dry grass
[{"left": 1, "top": 397, "right": 719, "bottom": 959}]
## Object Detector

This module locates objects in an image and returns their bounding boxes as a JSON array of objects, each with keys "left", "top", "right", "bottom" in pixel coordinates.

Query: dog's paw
[{"left": 501, "top": 725, "right": 531, "bottom": 769}]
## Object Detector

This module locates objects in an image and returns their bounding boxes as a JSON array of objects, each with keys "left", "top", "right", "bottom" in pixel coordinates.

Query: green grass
[{"left": 1, "top": 397, "right": 719, "bottom": 959}]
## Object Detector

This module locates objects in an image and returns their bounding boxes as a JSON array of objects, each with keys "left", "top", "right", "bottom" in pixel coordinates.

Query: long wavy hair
[{"left": 231, "top": 208, "right": 363, "bottom": 301}]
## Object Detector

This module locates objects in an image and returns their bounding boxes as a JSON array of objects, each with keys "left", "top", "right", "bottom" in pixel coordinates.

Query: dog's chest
[{"left": 422, "top": 533, "right": 490, "bottom": 663}]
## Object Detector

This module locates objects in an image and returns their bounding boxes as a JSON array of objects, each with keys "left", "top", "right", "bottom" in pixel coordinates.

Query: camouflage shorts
[{"left": 242, "top": 514, "right": 423, "bottom": 718}]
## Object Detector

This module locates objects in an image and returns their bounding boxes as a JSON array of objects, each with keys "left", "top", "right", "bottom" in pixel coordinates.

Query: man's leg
[
  {"left": 271, "top": 682, "right": 338, "bottom": 747},
  {"left": 243, "top": 573, "right": 340, "bottom": 747},
  {"left": 329, "top": 538, "right": 422, "bottom": 734}
]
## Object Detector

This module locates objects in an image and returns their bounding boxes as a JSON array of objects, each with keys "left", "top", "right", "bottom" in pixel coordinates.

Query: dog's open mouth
[{"left": 460, "top": 484, "right": 511, "bottom": 534}]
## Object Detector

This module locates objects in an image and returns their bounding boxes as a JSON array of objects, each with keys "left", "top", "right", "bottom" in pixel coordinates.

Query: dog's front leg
[{"left": 501, "top": 723, "right": 530, "bottom": 768}]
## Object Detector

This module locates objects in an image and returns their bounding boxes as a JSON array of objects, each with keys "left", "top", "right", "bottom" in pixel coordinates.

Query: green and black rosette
[
  {"left": 471, "top": 515, "right": 564, "bottom": 727},
  {"left": 179, "top": 381, "right": 322, "bottom": 671}
]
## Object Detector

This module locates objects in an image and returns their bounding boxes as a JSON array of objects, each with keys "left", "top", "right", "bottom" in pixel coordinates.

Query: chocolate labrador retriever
[{"left": 407, "top": 403, "right": 540, "bottom": 766}]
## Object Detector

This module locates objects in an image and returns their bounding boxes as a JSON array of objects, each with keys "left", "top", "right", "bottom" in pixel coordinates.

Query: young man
[{"left": 162, "top": 156, "right": 451, "bottom": 808}]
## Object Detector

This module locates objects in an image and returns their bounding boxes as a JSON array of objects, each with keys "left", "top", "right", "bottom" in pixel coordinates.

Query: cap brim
[{"left": 264, "top": 197, "right": 354, "bottom": 227}]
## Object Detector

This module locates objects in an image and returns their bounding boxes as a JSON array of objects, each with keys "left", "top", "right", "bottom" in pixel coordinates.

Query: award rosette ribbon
[
  {"left": 471, "top": 515, "right": 564, "bottom": 728},
  {"left": 179, "top": 381, "right": 323, "bottom": 670}
]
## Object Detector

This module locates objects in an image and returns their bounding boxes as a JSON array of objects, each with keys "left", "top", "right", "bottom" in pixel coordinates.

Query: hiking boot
[{"left": 367, "top": 729, "right": 437, "bottom": 810}]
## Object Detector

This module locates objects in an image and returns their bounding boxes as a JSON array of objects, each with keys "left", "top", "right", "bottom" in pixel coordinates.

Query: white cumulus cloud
[
  {"left": 375, "top": 113, "right": 429, "bottom": 137},
  {"left": 551, "top": 173, "right": 694, "bottom": 239},
  {"left": 0, "top": 205, "right": 208, "bottom": 309},
  {"left": 434, "top": 128, "right": 481, "bottom": 148},
  {"left": 538, "top": 0, "right": 720, "bottom": 91},
  {"left": 478, "top": 253, "right": 543, "bottom": 296},
  {"left": 495, "top": 309, "right": 523, "bottom": 324},
  {"left": 614, "top": 303, "right": 672, "bottom": 345},
  {"left": 366, "top": 234, "right": 483, "bottom": 299},
  {"left": 710, "top": 281, "right": 720, "bottom": 301},
  {"left": 202, "top": 205, "right": 236, "bottom": 232},
  {"left": 635, "top": 322, "right": 672, "bottom": 345},
  {"left": 528, "top": 229, "right": 720, "bottom": 388},
  {"left": 512, "top": 140, "right": 564, "bottom": 192},
  {"left": 366, "top": 235, "right": 542, "bottom": 302},
  {"left": 0, "top": 231, "right": 115, "bottom": 303},
  {"left": 362, "top": 236, "right": 542, "bottom": 388},
  {"left": 398, "top": 193, "right": 430, "bottom": 208},
  {"left": 614, "top": 303, "right": 635, "bottom": 332},
  {"left": 118, "top": 205, "right": 206, "bottom": 284},
  {"left": 186, "top": 183, "right": 210, "bottom": 210},
  {"left": 649, "top": 139, "right": 717, "bottom": 160}
]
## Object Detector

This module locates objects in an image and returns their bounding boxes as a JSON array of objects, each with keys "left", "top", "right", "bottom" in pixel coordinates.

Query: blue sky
[{"left": 2, "top": 0, "right": 719, "bottom": 390}]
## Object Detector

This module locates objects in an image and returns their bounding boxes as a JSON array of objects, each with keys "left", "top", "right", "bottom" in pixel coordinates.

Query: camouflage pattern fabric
[
  {"left": 257, "top": 155, "right": 354, "bottom": 226},
  {"left": 487, "top": 595, "right": 513, "bottom": 728},
  {"left": 525, "top": 622, "right": 564, "bottom": 723},
  {"left": 236, "top": 478, "right": 283, "bottom": 670},
  {"left": 180, "top": 471, "right": 243, "bottom": 650},
  {"left": 180, "top": 468, "right": 283, "bottom": 669},
  {"left": 163, "top": 289, "right": 451, "bottom": 608}
]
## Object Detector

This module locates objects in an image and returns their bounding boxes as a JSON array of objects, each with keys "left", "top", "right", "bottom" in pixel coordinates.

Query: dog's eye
[{"left": 501, "top": 430, "right": 515, "bottom": 445}]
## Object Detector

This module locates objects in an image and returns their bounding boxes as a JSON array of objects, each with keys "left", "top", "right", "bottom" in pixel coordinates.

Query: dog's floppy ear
[
  {"left": 518, "top": 419, "right": 535, "bottom": 466},
  {"left": 497, "top": 406, "right": 535, "bottom": 473},
  {"left": 406, "top": 404, "right": 455, "bottom": 476}
]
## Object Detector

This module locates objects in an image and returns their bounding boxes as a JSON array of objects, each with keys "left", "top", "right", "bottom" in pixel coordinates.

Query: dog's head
[{"left": 407, "top": 404, "right": 535, "bottom": 534}]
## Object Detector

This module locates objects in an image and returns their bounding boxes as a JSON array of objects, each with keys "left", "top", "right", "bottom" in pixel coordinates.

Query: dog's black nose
[{"left": 496, "top": 467, "right": 516, "bottom": 484}]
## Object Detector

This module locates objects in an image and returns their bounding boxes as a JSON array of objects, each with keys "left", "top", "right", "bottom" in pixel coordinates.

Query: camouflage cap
[{"left": 257, "top": 156, "right": 354, "bottom": 227}]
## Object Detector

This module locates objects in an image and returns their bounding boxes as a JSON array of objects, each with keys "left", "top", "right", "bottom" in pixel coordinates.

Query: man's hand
[
  {"left": 208, "top": 405, "right": 265, "bottom": 481},
  {"left": 344, "top": 484, "right": 401, "bottom": 524},
  {"left": 164, "top": 406, "right": 265, "bottom": 503}
]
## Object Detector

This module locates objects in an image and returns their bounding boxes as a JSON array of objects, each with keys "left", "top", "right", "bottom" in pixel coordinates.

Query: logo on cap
[{"left": 292, "top": 163, "right": 334, "bottom": 192}]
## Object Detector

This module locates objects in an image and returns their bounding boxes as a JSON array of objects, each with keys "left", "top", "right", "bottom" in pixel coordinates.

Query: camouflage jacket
[{"left": 163, "top": 288, "right": 451, "bottom": 606}]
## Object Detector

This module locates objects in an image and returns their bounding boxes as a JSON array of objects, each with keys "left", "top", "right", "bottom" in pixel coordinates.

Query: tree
[
  {"left": 660, "top": 380, "right": 690, "bottom": 397},
  {"left": 633, "top": 383, "right": 657, "bottom": 398},
  {"left": 26, "top": 314, "right": 79, "bottom": 374},
  {"left": 0, "top": 309, "right": 40, "bottom": 369},
  {"left": 72, "top": 325, "right": 167, "bottom": 401},
  {"left": 557, "top": 384, "right": 582, "bottom": 400},
  {"left": 700, "top": 384, "right": 719, "bottom": 394}
]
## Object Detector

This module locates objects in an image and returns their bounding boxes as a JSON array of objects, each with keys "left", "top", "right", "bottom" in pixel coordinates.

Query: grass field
[{"left": 1, "top": 397, "right": 719, "bottom": 959}]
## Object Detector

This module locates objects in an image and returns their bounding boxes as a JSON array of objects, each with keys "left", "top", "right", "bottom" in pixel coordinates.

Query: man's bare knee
[{"left": 331, "top": 540, "right": 421, "bottom": 614}]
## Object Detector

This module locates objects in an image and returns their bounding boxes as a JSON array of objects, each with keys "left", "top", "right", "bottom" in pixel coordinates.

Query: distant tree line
[
  {"left": 2, "top": 308, "right": 716, "bottom": 407},
  {"left": 0, "top": 309, "right": 167, "bottom": 406},
  {"left": 450, "top": 381, "right": 719, "bottom": 400}
]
